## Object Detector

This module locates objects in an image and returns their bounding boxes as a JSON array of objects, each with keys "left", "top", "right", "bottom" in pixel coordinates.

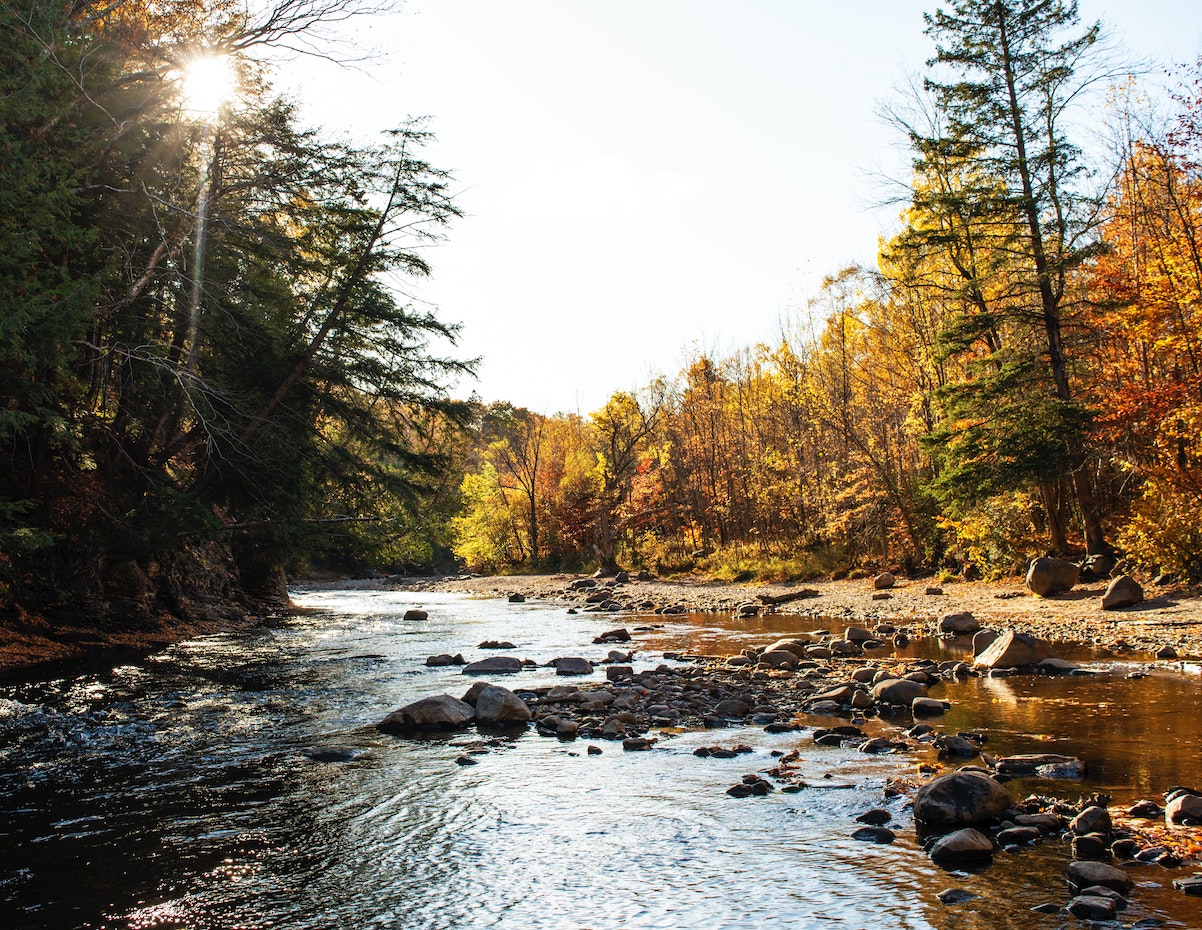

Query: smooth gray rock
[
  {"left": 1067, "top": 895, "right": 1117, "bottom": 920},
  {"left": 873, "top": 572, "right": 895, "bottom": 590},
  {"left": 912, "top": 697, "right": 948, "bottom": 716},
  {"left": 995, "top": 753, "right": 1085, "bottom": 776},
  {"left": 378, "top": 694, "right": 474, "bottom": 733},
  {"left": 914, "top": 771, "right": 1014, "bottom": 830},
  {"left": 765, "top": 636, "right": 821, "bottom": 656},
  {"left": 972, "top": 629, "right": 999, "bottom": 656},
  {"left": 851, "top": 826, "right": 896, "bottom": 843},
  {"left": 1071, "top": 806, "right": 1112, "bottom": 836},
  {"left": 403, "top": 608, "right": 429, "bottom": 621}
]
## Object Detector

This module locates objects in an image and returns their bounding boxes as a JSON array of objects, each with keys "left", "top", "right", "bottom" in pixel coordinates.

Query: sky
[{"left": 274, "top": 1, "right": 1201, "bottom": 415}]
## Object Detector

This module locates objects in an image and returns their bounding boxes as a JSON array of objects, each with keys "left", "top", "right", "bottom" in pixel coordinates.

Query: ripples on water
[{"left": 1, "top": 590, "right": 1200, "bottom": 929}]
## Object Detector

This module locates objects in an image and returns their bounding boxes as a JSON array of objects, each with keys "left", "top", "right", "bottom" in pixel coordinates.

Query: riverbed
[{"left": 1, "top": 589, "right": 1199, "bottom": 929}]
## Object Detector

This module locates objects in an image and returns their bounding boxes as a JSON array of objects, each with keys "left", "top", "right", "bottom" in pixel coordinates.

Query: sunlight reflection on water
[{"left": 0, "top": 590, "right": 1199, "bottom": 929}]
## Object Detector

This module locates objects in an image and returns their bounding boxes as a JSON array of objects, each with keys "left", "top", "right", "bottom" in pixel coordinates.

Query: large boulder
[
  {"left": 462, "top": 656, "right": 523, "bottom": 675},
  {"left": 1102, "top": 575, "right": 1144, "bottom": 610},
  {"left": 871, "top": 678, "right": 928, "bottom": 705},
  {"left": 929, "top": 827, "right": 995, "bottom": 865},
  {"left": 377, "top": 694, "right": 474, "bottom": 733},
  {"left": 403, "top": 608, "right": 429, "bottom": 621},
  {"left": 974, "top": 630, "right": 1055, "bottom": 668},
  {"left": 472, "top": 684, "right": 533, "bottom": 724},
  {"left": 1025, "top": 557, "right": 1080, "bottom": 596},
  {"left": 873, "top": 572, "right": 896, "bottom": 590},
  {"left": 913, "top": 770, "right": 1015, "bottom": 831}
]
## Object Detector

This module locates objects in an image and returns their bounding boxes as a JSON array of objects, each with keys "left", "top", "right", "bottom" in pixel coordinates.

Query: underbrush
[{"left": 688, "top": 545, "right": 846, "bottom": 583}]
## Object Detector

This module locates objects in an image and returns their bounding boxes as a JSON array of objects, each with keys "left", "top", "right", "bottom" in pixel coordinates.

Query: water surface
[{"left": 1, "top": 590, "right": 1199, "bottom": 929}]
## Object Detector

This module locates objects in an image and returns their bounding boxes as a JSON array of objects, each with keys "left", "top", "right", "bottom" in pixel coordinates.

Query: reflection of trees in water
[{"left": 945, "top": 674, "right": 1202, "bottom": 799}]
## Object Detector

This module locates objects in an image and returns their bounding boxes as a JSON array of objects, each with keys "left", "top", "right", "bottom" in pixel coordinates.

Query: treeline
[
  {"left": 4, "top": 1, "right": 1201, "bottom": 636},
  {"left": 0, "top": 0, "right": 469, "bottom": 625},
  {"left": 446, "top": 2, "right": 1202, "bottom": 581}
]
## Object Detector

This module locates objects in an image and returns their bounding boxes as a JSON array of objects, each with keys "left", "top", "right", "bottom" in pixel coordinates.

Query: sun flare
[{"left": 180, "top": 54, "right": 235, "bottom": 118}]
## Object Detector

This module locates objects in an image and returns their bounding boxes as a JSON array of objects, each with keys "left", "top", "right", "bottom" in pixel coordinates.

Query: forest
[{"left": 2, "top": 0, "right": 1201, "bottom": 636}]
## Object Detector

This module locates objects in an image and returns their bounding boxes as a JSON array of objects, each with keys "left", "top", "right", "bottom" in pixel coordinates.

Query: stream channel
[{"left": 1, "top": 588, "right": 1201, "bottom": 929}]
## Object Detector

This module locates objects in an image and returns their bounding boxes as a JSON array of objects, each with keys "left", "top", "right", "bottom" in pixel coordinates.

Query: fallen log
[{"left": 757, "top": 589, "right": 821, "bottom": 607}]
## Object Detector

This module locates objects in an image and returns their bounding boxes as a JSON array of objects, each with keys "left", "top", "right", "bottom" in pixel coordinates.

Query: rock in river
[
  {"left": 1067, "top": 896, "right": 1117, "bottom": 920},
  {"left": 995, "top": 753, "right": 1086, "bottom": 777},
  {"left": 914, "top": 771, "right": 1014, "bottom": 831},
  {"left": 929, "top": 828, "right": 994, "bottom": 865},
  {"left": 871, "top": 678, "right": 927, "bottom": 705},
  {"left": 462, "top": 656, "right": 523, "bottom": 675},
  {"left": 1067, "top": 861, "right": 1133, "bottom": 894},
  {"left": 378, "top": 694, "right": 474, "bottom": 733},
  {"left": 472, "top": 684, "right": 532, "bottom": 724},
  {"left": 552, "top": 657, "right": 594, "bottom": 676},
  {"left": 974, "top": 630, "right": 1054, "bottom": 668},
  {"left": 938, "top": 611, "right": 980, "bottom": 634},
  {"left": 1165, "top": 791, "right": 1202, "bottom": 825}
]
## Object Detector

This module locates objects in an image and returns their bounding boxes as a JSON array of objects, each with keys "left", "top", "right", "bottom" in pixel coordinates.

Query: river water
[{"left": 1, "top": 589, "right": 1200, "bottom": 929}]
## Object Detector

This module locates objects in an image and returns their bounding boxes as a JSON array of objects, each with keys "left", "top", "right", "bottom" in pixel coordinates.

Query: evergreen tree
[{"left": 911, "top": 0, "right": 1113, "bottom": 553}]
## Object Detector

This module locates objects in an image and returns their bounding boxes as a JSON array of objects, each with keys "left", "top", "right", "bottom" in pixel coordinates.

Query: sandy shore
[{"left": 392, "top": 572, "right": 1202, "bottom": 660}]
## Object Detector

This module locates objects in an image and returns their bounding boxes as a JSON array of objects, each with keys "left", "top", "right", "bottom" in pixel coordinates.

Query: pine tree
[{"left": 914, "top": 0, "right": 1112, "bottom": 553}]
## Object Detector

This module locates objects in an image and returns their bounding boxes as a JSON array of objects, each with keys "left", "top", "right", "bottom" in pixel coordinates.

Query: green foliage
[
  {"left": 0, "top": 2, "right": 472, "bottom": 619},
  {"left": 937, "top": 491, "right": 1045, "bottom": 578}
]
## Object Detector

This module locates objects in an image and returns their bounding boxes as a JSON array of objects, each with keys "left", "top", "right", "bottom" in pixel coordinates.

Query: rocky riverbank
[
  {"left": 381, "top": 571, "right": 1202, "bottom": 660},
  {"left": 372, "top": 601, "right": 1202, "bottom": 916}
]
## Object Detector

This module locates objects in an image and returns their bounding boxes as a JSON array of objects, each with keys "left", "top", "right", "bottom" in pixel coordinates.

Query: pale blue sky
[{"left": 277, "top": 1, "right": 1201, "bottom": 414}]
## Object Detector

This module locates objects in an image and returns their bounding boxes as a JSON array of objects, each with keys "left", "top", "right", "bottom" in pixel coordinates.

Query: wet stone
[
  {"left": 1072, "top": 834, "right": 1110, "bottom": 861},
  {"left": 851, "top": 826, "right": 896, "bottom": 843},
  {"left": 1067, "top": 895, "right": 1117, "bottom": 921},
  {"left": 936, "top": 889, "right": 977, "bottom": 905}
]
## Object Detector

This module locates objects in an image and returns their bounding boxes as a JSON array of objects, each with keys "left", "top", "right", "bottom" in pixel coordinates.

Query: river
[{"left": 1, "top": 589, "right": 1199, "bottom": 929}]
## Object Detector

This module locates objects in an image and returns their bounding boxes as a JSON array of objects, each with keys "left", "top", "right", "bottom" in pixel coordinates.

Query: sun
[{"left": 180, "top": 54, "right": 235, "bottom": 118}]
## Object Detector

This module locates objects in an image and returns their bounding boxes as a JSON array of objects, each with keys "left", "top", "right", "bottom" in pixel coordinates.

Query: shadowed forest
[{"left": 2, "top": 0, "right": 1202, "bottom": 637}]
